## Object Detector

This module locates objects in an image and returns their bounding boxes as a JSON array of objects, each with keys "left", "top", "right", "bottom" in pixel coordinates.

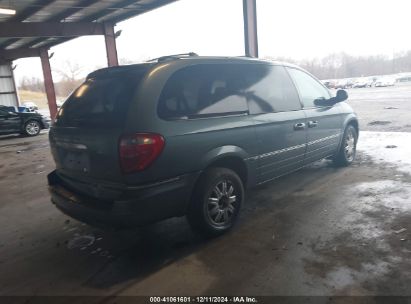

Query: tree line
[
  {"left": 18, "top": 60, "right": 84, "bottom": 97},
  {"left": 266, "top": 50, "right": 411, "bottom": 80}
]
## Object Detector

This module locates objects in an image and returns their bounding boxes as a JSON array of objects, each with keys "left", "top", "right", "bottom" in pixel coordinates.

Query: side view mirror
[
  {"left": 335, "top": 89, "right": 348, "bottom": 102},
  {"left": 314, "top": 90, "right": 348, "bottom": 106},
  {"left": 314, "top": 89, "right": 348, "bottom": 106}
]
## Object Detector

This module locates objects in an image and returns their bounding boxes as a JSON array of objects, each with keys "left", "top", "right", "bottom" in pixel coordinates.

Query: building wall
[{"left": 0, "top": 63, "right": 19, "bottom": 107}]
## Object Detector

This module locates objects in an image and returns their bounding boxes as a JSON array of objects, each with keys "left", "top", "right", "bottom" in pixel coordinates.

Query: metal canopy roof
[
  {"left": 0, "top": 0, "right": 258, "bottom": 120},
  {"left": 0, "top": 0, "right": 178, "bottom": 57}
]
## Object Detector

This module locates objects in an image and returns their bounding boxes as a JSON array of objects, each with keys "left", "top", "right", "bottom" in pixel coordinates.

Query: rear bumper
[{"left": 48, "top": 170, "right": 200, "bottom": 228}]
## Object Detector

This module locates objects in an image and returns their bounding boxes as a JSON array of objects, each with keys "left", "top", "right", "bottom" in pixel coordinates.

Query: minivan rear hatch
[{"left": 49, "top": 65, "right": 150, "bottom": 189}]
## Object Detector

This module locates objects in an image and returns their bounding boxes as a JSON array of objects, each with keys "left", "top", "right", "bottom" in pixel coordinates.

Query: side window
[
  {"left": 245, "top": 65, "right": 301, "bottom": 114},
  {"left": 287, "top": 68, "right": 331, "bottom": 108},
  {"left": 158, "top": 64, "right": 249, "bottom": 120}
]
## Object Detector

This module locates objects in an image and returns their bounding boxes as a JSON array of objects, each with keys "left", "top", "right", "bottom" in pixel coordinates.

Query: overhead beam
[
  {"left": 10, "top": 0, "right": 178, "bottom": 50},
  {"left": 0, "top": 22, "right": 106, "bottom": 38},
  {"left": 0, "top": 0, "right": 58, "bottom": 48},
  {"left": 110, "top": 0, "right": 178, "bottom": 23},
  {"left": 243, "top": 0, "right": 259, "bottom": 58},
  {"left": 81, "top": 0, "right": 145, "bottom": 23},
  {"left": 48, "top": 0, "right": 102, "bottom": 22},
  {"left": 10, "top": 0, "right": 58, "bottom": 22},
  {"left": 0, "top": 48, "right": 41, "bottom": 62},
  {"left": 30, "top": 0, "right": 155, "bottom": 50},
  {"left": 12, "top": 0, "right": 102, "bottom": 49}
]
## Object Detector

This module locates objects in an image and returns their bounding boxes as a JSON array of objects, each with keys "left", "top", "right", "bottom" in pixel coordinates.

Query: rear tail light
[{"left": 119, "top": 133, "right": 165, "bottom": 174}]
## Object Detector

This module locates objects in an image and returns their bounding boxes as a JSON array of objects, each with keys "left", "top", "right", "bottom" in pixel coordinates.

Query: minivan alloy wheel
[
  {"left": 188, "top": 167, "right": 244, "bottom": 237},
  {"left": 206, "top": 180, "right": 237, "bottom": 226},
  {"left": 333, "top": 125, "right": 358, "bottom": 167},
  {"left": 344, "top": 129, "right": 356, "bottom": 161}
]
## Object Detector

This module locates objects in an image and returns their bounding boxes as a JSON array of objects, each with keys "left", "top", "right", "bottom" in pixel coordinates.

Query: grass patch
[{"left": 18, "top": 90, "right": 64, "bottom": 110}]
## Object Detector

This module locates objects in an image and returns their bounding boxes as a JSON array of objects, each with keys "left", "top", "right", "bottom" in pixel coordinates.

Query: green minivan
[{"left": 48, "top": 54, "right": 359, "bottom": 236}]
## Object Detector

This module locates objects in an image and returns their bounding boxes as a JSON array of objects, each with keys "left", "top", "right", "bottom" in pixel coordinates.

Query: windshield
[{"left": 55, "top": 69, "right": 147, "bottom": 127}]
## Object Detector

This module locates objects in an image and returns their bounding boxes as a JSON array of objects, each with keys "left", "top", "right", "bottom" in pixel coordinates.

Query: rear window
[{"left": 56, "top": 69, "right": 147, "bottom": 127}]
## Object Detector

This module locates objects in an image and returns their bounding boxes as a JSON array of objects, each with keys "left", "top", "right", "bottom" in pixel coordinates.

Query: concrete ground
[{"left": 0, "top": 85, "right": 411, "bottom": 298}]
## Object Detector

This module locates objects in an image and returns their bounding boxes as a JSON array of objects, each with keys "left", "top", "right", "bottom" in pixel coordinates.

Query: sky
[{"left": 13, "top": 0, "right": 411, "bottom": 84}]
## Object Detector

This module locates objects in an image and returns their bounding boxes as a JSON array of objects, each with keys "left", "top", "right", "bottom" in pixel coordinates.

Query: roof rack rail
[{"left": 147, "top": 52, "right": 199, "bottom": 62}]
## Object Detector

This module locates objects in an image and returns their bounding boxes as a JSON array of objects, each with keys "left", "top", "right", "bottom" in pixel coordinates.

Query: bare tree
[
  {"left": 53, "top": 60, "right": 84, "bottom": 97},
  {"left": 56, "top": 60, "right": 84, "bottom": 81},
  {"left": 19, "top": 76, "right": 44, "bottom": 92}
]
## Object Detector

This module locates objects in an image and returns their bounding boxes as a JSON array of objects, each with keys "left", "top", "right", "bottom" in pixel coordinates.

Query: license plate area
[{"left": 60, "top": 149, "right": 90, "bottom": 173}]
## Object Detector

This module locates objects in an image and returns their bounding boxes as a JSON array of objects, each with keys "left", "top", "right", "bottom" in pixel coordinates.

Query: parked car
[
  {"left": 321, "top": 80, "right": 336, "bottom": 89},
  {"left": 22, "top": 101, "right": 39, "bottom": 111},
  {"left": 48, "top": 55, "right": 359, "bottom": 236},
  {"left": 365, "top": 78, "right": 376, "bottom": 87},
  {"left": 335, "top": 79, "right": 354, "bottom": 89},
  {"left": 375, "top": 77, "right": 396, "bottom": 87},
  {"left": 352, "top": 77, "right": 374, "bottom": 88},
  {"left": 0, "top": 105, "right": 50, "bottom": 136}
]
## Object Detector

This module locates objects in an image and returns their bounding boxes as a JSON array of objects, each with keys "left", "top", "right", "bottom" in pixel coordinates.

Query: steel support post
[
  {"left": 104, "top": 23, "right": 119, "bottom": 67},
  {"left": 40, "top": 49, "right": 58, "bottom": 120},
  {"left": 243, "top": 0, "right": 259, "bottom": 58}
]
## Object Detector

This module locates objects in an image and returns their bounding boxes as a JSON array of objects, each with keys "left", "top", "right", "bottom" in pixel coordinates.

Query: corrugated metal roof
[{"left": 0, "top": 0, "right": 178, "bottom": 53}]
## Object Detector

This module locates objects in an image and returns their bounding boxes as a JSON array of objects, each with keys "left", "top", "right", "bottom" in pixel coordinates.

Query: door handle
[
  {"left": 294, "top": 122, "right": 306, "bottom": 131},
  {"left": 308, "top": 120, "right": 318, "bottom": 128}
]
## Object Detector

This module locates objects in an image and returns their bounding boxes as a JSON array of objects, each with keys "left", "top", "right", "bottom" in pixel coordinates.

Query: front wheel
[
  {"left": 24, "top": 120, "right": 41, "bottom": 136},
  {"left": 187, "top": 168, "right": 244, "bottom": 237},
  {"left": 333, "top": 125, "right": 358, "bottom": 166}
]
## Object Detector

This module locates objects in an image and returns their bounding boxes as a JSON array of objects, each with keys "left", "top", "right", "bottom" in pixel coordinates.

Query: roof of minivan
[
  {"left": 86, "top": 56, "right": 302, "bottom": 79},
  {"left": 177, "top": 55, "right": 300, "bottom": 67},
  {"left": 87, "top": 62, "right": 154, "bottom": 78}
]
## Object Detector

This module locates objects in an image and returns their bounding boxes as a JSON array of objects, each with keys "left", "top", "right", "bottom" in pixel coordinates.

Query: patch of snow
[
  {"left": 353, "top": 180, "right": 411, "bottom": 213},
  {"left": 339, "top": 179, "right": 411, "bottom": 244},
  {"left": 357, "top": 131, "right": 411, "bottom": 175}
]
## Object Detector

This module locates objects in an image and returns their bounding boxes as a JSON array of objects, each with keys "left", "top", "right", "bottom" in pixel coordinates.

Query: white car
[
  {"left": 375, "top": 78, "right": 396, "bottom": 87},
  {"left": 352, "top": 79, "right": 368, "bottom": 88}
]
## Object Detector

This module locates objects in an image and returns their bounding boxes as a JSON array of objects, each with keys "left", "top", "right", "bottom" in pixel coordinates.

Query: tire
[
  {"left": 24, "top": 120, "right": 41, "bottom": 137},
  {"left": 333, "top": 125, "right": 358, "bottom": 167},
  {"left": 187, "top": 167, "right": 244, "bottom": 237}
]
